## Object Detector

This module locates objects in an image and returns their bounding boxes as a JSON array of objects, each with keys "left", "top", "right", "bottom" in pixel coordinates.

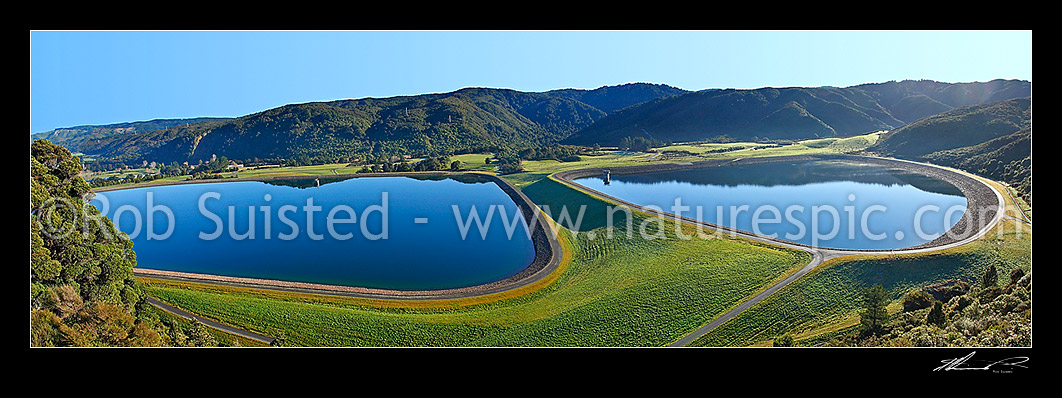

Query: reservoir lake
[
  {"left": 90, "top": 175, "right": 536, "bottom": 290},
  {"left": 574, "top": 160, "right": 968, "bottom": 250}
]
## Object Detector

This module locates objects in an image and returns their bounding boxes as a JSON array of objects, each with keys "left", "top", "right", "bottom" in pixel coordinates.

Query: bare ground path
[{"left": 145, "top": 296, "right": 275, "bottom": 345}]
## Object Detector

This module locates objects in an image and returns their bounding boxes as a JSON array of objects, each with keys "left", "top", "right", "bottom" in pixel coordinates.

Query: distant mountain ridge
[
  {"left": 30, "top": 118, "right": 230, "bottom": 154},
  {"left": 51, "top": 80, "right": 1030, "bottom": 168},
  {"left": 74, "top": 83, "right": 688, "bottom": 164},
  {"left": 562, "top": 79, "right": 1031, "bottom": 145}
]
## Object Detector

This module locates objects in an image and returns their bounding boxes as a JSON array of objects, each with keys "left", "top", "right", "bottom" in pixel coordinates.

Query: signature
[{"left": 934, "top": 351, "right": 1029, "bottom": 372}]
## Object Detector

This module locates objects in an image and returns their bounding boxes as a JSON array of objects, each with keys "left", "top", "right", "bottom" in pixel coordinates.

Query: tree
[
  {"left": 773, "top": 333, "right": 794, "bottom": 347},
  {"left": 271, "top": 331, "right": 287, "bottom": 347},
  {"left": 860, "top": 284, "right": 890, "bottom": 336},
  {"left": 187, "top": 318, "right": 218, "bottom": 347},
  {"left": 629, "top": 136, "right": 653, "bottom": 152},
  {"left": 30, "top": 139, "right": 156, "bottom": 346},
  {"left": 926, "top": 301, "right": 945, "bottom": 327},
  {"left": 981, "top": 264, "right": 999, "bottom": 288},
  {"left": 495, "top": 154, "right": 523, "bottom": 174}
]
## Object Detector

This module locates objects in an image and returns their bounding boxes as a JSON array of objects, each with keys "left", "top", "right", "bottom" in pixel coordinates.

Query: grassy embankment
[{"left": 687, "top": 176, "right": 1032, "bottom": 347}]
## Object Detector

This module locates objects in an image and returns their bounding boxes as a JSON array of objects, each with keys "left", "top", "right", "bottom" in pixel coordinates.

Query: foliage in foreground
[
  {"left": 30, "top": 139, "right": 155, "bottom": 346},
  {"left": 29, "top": 140, "right": 229, "bottom": 347},
  {"left": 824, "top": 268, "right": 1031, "bottom": 347}
]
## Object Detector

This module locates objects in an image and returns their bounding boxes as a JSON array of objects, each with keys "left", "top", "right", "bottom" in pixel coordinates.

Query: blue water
[
  {"left": 575, "top": 160, "right": 968, "bottom": 250},
  {"left": 90, "top": 176, "right": 536, "bottom": 290}
]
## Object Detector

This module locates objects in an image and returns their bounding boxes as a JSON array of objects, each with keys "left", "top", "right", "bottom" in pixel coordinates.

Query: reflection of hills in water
[
  {"left": 616, "top": 160, "right": 964, "bottom": 197},
  {"left": 262, "top": 176, "right": 353, "bottom": 189},
  {"left": 261, "top": 174, "right": 492, "bottom": 189}
]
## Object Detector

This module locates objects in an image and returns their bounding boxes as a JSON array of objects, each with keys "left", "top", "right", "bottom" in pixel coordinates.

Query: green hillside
[
  {"left": 76, "top": 84, "right": 687, "bottom": 165},
  {"left": 562, "top": 79, "right": 1031, "bottom": 146},
  {"left": 67, "top": 80, "right": 1031, "bottom": 179},
  {"left": 871, "top": 97, "right": 1030, "bottom": 158},
  {"left": 869, "top": 97, "right": 1031, "bottom": 204},
  {"left": 927, "top": 128, "right": 1031, "bottom": 204}
]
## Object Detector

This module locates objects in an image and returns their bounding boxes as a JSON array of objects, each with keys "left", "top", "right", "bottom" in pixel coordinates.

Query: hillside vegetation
[
  {"left": 76, "top": 83, "right": 687, "bottom": 165},
  {"left": 870, "top": 97, "right": 1031, "bottom": 204},
  {"left": 66, "top": 80, "right": 1029, "bottom": 170},
  {"left": 562, "top": 79, "right": 1030, "bottom": 146}
]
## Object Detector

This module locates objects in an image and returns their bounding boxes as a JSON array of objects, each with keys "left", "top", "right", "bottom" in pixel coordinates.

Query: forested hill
[
  {"left": 31, "top": 118, "right": 229, "bottom": 154},
  {"left": 868, "top": 97, "right": 1032, "bottom": 203},
  {"left": 76, "top": 83, "right": 687, "bottom": 164},
  {"left": 562, "top": 79, "right": 1031, "bottom": 146},
  {"left": 870, "top": 97, "right": 1031, "bottom": 159}
]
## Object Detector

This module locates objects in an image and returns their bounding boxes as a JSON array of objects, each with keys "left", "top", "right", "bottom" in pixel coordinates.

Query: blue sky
[{"left": 29, "top": 30, "right": 1032, "bottom": 134}]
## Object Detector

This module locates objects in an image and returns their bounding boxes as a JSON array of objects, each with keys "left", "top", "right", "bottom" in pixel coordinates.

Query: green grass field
[{"left": 655, "top": 132, "right": 882, "bottom": 159}]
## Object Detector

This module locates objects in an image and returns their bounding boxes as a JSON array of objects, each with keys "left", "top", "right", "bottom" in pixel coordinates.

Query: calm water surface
[
  {"left": 90, "top": 175, "right": 536, "bottom": 290},
  {"left": 574, "top": 160, "right": 967, "bottom": 250}
]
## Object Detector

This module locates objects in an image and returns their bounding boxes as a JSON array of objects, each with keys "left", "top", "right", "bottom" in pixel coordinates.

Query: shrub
[
  {"left": 773, "top": 333, "right": 794, "bottom": 347},
  {"left": 925, "top": 279, "right": 970, "bottom": 302},
  {"left": 902, "top": 291, "right": 935, "bottom": 312},
  {"left": 926, "top": 301, "right": 945, "bottom": 326},
  {"left": 1009, "top": 268, "right": 1026, "bottom": 286}
]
